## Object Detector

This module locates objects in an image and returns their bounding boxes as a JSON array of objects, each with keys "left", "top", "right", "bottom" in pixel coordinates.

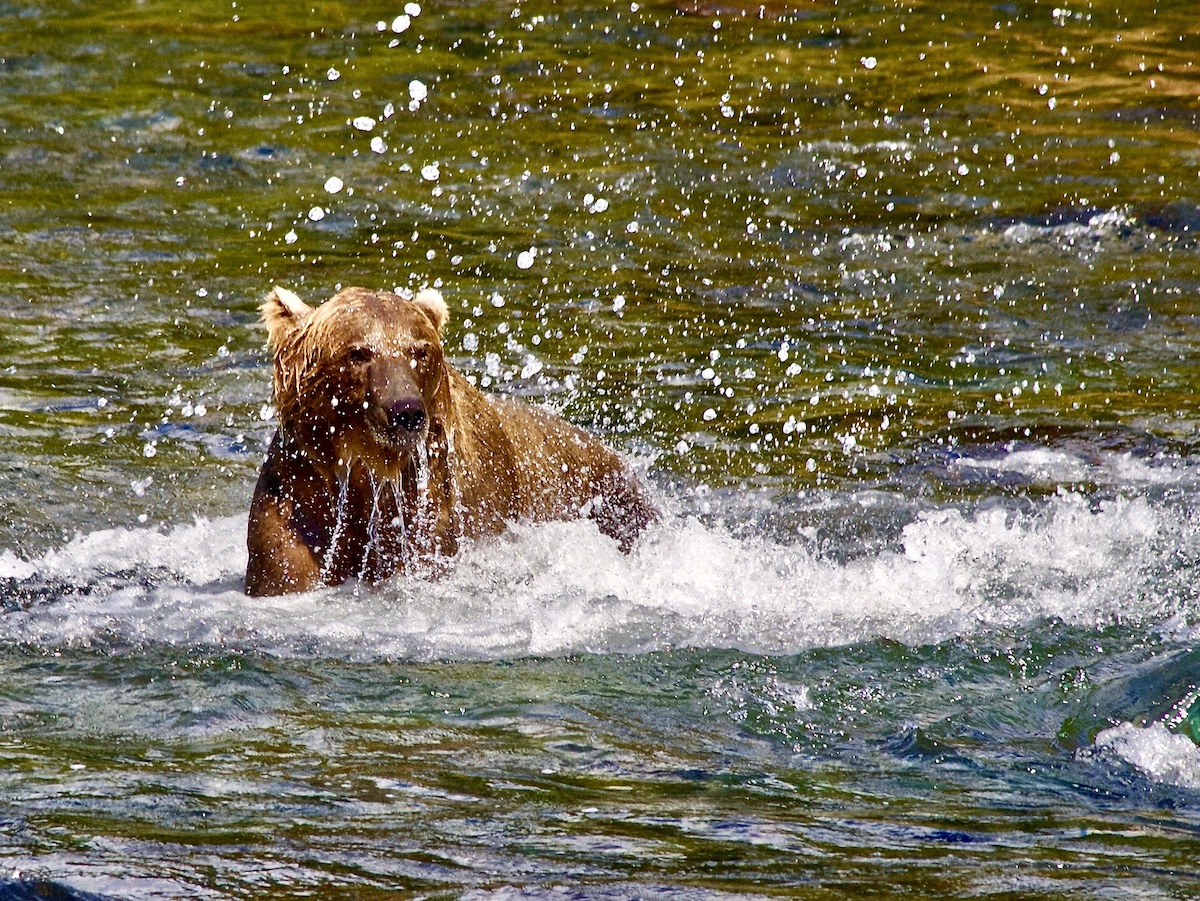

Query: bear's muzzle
[
  {"left": 386, "top": 397, "right": 427, "bottom": 435},
  {"left": 362, "top": 358, "right": 431, "bottom": 449}
]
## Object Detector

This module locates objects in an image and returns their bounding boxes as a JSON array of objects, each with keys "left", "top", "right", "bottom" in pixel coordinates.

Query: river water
[{"left": 3, "top": 1, "right": 1200, "bottom": 898}]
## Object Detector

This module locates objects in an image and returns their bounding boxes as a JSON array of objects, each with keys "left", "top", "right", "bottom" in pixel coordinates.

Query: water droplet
[
  {"left": 284, "top": 230, "right": 298, "bottom": 244},
  {"left": 521, "top": 356, "right": 543, "bottom": 379},
  {"left": 308, "top": 206, "right": 326, "bottom": 221},
  {"left": 327, "top": 67, "right": 341, "bottom": 81},
  {"left": 143, "top": 442, "right": 157, "bottom": 458},
  {"left": 404, "top": 2, "right": 422, "bottom": 15},
  {"left": 324, "top": 176, "right": 344, "bottom": 194},
  {"left": 860, "top": 56, "right": 878, "bottom": 69},
  {"left": 420, "top": 163, "right": 440, "bottom": 181},
  {"left": 352, "top": 116, "right": 377, "bottom": 131},
  {"left": 516, "top": 248, "right": 536, "bottom": 270},
  {"left": 391, "top": 14, "right": 410, "bottom": 33},
  {"left": 370, "top": 136, "right": 387, "bottom": 154},
  {"left": 409, "top": 79, "right": 428, "bottom": 102},
  {"left": 702, "top": 408, "right": 717, "bottom": 422}
]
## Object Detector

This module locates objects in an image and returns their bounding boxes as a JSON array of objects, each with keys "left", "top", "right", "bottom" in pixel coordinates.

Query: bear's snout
[
  {"left": 387, "top": 397, "right": 427, "bottom": 435},
  {"left": 361, "top": 356, "right": 432, "bottom": 449}
]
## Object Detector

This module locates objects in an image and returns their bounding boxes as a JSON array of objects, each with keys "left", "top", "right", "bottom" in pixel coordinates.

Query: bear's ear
[
  {"left": 261, "top": 286, "right": 313, "bottom": 349},
  {"left": 412, "top": 288, "right": 449, "bottom": 334}
]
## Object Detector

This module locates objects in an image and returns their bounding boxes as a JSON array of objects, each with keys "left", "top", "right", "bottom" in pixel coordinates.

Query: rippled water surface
[{"left": 4, "top": 1, "right": 1200, "bottom": 898}]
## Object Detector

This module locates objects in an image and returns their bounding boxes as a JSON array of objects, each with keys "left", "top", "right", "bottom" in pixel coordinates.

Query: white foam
[
  {"left": 1002, "top": 208, "right": 1134, "bottom": 245},
  {"left": 0, "top": 489, "right": 1193, "bottom": 661},
  {"left": 954, "top": 447, "right": 1093, "bottom": 483},
  {"left": 954, "top": 447, "right": 1194, "bottom": 487},
  {"left": 0, "top": 516, "right": 246, "bottom": 585},
  {"left": 1094, "top": 722, "right": 1200, "bottom": 789}
]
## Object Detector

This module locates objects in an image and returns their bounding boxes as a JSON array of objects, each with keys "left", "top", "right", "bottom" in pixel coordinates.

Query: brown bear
[{"left": 245, "top": 285, "right": 658, "bottom": 596}]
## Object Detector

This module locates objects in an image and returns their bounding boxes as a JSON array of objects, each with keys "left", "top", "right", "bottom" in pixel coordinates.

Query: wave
[
  {"left": 951, "top": 446, "right": 1200, "bottom": 488},
  {"left": 1093, "top": 722, "right": 1200, "bottom": 790},
  {"left": 1, "top": 485, "right": 1196, "bottom": 662},
  {"left": 1000, "top": 207, "right": 1135, "bottom": 245}
]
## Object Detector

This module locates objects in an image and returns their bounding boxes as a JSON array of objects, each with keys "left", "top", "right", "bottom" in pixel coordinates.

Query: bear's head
[{"left": 261, "top": 286, "right": 451, "bottom": 469}]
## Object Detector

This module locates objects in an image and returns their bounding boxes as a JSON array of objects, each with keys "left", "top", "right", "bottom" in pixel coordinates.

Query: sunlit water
[{"left": 3, "top": 1, "right": 1200, "bottom": 898}]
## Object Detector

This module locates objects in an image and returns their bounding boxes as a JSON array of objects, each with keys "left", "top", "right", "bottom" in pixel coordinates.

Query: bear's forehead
[{"left": 310, "top": 295, "right": 436, "bottom": 348}]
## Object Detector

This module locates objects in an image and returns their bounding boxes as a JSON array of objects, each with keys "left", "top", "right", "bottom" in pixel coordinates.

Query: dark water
[{"left": 4, "top": 1, "right": 1200, "bottom": 898}]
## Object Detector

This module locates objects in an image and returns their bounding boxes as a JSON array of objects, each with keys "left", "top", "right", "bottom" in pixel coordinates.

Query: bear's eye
[
  {"left": 410, "top": 342, "right": 431, "bottom": 363},
  {"left": 346, "top": 346, "right": 374, "bottom": 366}
]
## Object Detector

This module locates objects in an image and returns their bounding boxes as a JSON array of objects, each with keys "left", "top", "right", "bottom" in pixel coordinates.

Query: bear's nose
[{"left": 387, "top": 397, "right": 427, "bottom": 433}]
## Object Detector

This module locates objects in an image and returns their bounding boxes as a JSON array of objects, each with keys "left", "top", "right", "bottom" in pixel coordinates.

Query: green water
[
  {"left": 3, "top": 1, "right": 1200, "bottom": 898},
  {"left": 0, "top": 639, "right": 1193, "bottom": 899}
]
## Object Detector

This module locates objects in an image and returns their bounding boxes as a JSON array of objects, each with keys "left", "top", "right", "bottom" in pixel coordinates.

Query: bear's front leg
[
  {"left": 246, "top": 488, "right": 325, "bottom": 596},
  {"left": 245, "top": 435, "right": 327, "bottom": 596}
]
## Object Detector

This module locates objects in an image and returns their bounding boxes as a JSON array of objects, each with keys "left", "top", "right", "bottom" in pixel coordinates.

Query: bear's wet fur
[{"left": 245, "top": 286, "right": 658, "bottom": 596}]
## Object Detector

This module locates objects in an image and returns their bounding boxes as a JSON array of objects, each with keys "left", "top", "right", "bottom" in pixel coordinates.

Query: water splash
[
  {"left": 1093, "top": 722, "right": 1200, "bottom": 789},
  {"left": 358, "top": 468, "right": 407, "bottom": 584},
  {"left": 321, "top": 470, "right": 354, "bottom": 585},
  {"left": 1, "top": 480, "right": 1197, "bottom": 662}
]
